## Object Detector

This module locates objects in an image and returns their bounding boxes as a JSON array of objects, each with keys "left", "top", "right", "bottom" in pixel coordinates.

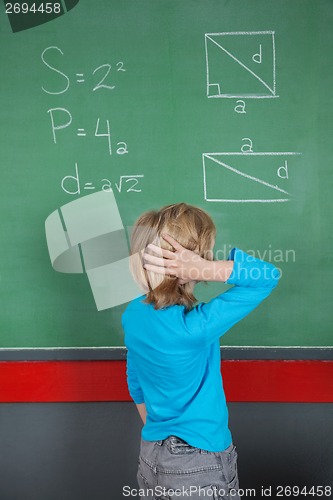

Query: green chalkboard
[{"left": 1, "top": 0, "right": 332, "bottom": 349}]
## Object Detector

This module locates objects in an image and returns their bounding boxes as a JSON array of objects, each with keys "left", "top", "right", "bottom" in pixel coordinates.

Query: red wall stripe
[
  {"left": 0, "top": 360, "right": 332, "bottom": 403},
  {"left": 222, "top": 360, "right": 333, "bottom": 402}
]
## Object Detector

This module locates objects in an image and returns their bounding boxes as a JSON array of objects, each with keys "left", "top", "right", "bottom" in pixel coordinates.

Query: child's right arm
[
  {"left": 184, "top": 246, "right": 280, "bottom": 347},
  {"left": 143, "top": 234, "right": 281, "bottom": 347}
]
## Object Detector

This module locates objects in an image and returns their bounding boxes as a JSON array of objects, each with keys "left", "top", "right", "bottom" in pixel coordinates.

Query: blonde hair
[{"left": 129, "top": 203, "right": 216, "bottom": 310}]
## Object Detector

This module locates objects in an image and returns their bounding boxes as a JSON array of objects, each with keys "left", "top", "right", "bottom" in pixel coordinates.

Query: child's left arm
[
  {"left": 136, "top": 403, "right": 147, "bottom": 424},
  {"left": 126, "top": 350, "right": 145, "bottom": 405}
]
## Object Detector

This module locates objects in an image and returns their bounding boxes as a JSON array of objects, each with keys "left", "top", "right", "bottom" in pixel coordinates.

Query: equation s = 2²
[{"left": 41, "top": 46, "right": 126, "bottom": 95}]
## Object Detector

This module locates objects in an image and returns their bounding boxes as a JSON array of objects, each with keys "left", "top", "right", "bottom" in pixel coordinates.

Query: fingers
[
  {"left": 141, "top": 234, "right": 184, "bottom": 278},
  {"left": 142, "top": 252, "right": 167, "bottom": 267},
  {"left": 161, "top": 233, "right": 184, "bottom": 252},
  {"left": 145, "top": 242, "right": 176, "bottom": 259},
  {"left": 143, "top": 263, "right": 176, "bottom": 276},
  {"left": 143, "top": 234, "right": 183, "bottom": 257}
]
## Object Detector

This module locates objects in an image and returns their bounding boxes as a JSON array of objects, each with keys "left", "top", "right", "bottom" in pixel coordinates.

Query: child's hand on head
[{"left": 142, "top": 233, "right": 206, "bottom": 284}]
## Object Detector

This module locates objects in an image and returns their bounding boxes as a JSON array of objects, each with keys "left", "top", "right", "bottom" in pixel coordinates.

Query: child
[{"left": 122, "top": 203, "right": 280, "bottom": 499}]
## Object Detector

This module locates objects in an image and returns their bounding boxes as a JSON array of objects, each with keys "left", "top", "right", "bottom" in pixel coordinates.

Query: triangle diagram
[
  {"left": 206, "top": 34, "right": 275, "bottom": 96},
  {"left": 203, "top": 154, "right": 289, "bottom": 202}
]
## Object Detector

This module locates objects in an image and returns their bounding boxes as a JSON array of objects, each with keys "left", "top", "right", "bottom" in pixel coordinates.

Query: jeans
[{"left": 136, "top": 435, "right": 240, "bottom": 499}]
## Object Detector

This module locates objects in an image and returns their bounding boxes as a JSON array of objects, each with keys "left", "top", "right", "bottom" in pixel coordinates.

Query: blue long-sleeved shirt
[{"left": 122, "top": 248, "right": 280, "bottom": 452}]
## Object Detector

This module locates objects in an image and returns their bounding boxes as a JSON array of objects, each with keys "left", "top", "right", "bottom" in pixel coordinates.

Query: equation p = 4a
[{"left": 61, "top": 163, "right": 144, "bottom": 195}]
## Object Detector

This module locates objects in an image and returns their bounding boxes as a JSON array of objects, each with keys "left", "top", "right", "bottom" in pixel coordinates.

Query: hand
[{"left": 142, "top": 233, "right": 207, "bottom": 284}]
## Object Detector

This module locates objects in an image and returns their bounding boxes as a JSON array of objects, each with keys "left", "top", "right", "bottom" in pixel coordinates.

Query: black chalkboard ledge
[{"left": 0, "top": 347, "right": 332, "bottom": 361}]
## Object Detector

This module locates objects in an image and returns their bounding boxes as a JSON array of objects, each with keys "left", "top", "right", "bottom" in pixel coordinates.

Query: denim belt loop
[{"left": 155, "top": 439, "right": 164, "bottom": 446}]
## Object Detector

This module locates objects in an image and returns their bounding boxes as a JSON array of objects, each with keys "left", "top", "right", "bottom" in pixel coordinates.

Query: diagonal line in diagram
[
  {"left": 205, "top": 154, "right": 289, "bottom": 194},
  {"left": 202, "top": 152, "right": 302, "bottom": 203}
]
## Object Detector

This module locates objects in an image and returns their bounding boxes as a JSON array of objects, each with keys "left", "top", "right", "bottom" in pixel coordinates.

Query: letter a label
[
  {"left": 241, "top": 138, "right": 253, "bottom": 153},
  {"left": 234, "top": 100, "right": 246, "bottom": 114}
]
